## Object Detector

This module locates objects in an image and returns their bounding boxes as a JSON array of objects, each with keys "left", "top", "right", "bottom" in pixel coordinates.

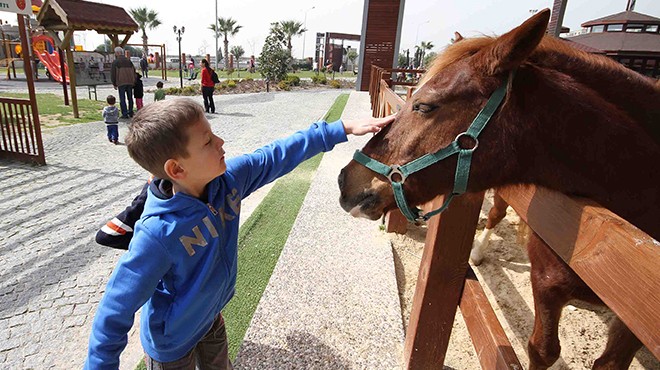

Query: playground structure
[{"left": 36, "top": 0, "right": 138, "bottom": 118}]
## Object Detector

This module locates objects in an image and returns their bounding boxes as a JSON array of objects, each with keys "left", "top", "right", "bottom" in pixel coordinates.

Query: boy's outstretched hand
[{"left": 342, "top": 114, "right": 395, "bottom": 136}]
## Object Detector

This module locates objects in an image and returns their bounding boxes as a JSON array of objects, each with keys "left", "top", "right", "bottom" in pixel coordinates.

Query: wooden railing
[
  {"left": 0, "top": 97, "right": 45, "bottom": 165},
  {"left": 367, "top": 69, "right": 660, "bottom": 368},
  {"left": 369, "top": 65, "right": 424, "bottom": 118}
]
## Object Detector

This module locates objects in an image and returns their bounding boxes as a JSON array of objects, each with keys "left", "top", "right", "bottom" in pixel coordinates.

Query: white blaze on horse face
[{"left": 348, "top": 205, "right": 371, "bottom": 219}]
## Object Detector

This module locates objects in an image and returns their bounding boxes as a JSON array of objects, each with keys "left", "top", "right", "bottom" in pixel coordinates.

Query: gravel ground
[{"left": 0, "top": 88, "right": 346, "bottom": 369}]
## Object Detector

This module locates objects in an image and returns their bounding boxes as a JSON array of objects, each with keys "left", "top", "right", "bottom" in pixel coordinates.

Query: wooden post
[
  {"left": 58, "top": 47, "right": 68, "bottom": 105},
  {"left": 17, "top": 14, "right": 45, "bottom": 165},
  {"left": 64, "top": 46, "right": 79, "bottom": 118},
  {"left": 385, "top": 209, "right": 408, "bottom": 234},
  {"left": 404, "top": 192, "right": 484, "bottom": 369}
]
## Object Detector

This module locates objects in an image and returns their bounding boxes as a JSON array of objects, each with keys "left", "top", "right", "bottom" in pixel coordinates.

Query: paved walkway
[
  {"left": 235, "top": 91, "right": 405, "bottom": 369},
  {"left": 0, "top": 89, "right": 345, "bottom": 369}
]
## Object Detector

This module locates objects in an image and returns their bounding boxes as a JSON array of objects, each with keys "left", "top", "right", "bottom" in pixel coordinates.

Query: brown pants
[{"left": 145, "top": 314, "right": 233, "bottom": 370}]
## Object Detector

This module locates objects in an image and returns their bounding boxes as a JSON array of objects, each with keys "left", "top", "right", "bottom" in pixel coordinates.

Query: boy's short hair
[
  {"left": 126, "top": 99, "right": 205, "bottom": 179},
  {"left": 156, "top": 81, "right": 164, "bottom": 88},
  {"left": 106, "top": 95, "right": 116, "bottom": 105}
]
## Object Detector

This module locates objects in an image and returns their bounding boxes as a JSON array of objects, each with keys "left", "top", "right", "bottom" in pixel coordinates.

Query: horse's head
[{"left": 338, "top": 9, "right": 551, "bottom": 220}]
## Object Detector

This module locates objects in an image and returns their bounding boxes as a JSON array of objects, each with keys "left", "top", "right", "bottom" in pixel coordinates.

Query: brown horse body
[{"left": 338, "top": 9, "right": 659, "bottom": 369}]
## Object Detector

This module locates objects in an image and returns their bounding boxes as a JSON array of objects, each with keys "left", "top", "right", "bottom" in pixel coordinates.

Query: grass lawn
[
  {"left": 134, "top": 93, "right": 350, "bottom": 370},
  {"left": 0, "top": 92, "right": 104, "bottom": 128}
]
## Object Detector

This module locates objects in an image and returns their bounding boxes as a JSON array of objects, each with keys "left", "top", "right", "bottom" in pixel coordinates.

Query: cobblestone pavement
[{"left": 0, "top": 89, "right": 345, "bottom": 369}]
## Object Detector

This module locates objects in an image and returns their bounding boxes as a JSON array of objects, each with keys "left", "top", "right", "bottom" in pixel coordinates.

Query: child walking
[
  {"left": 102, "top": 95, "right": 119, "bottom": 144},
  {"left": 134, "top": 73, "right": 144, "bottom": 110},
  {"left": 84, "top": 98, "right": 394, "bottom": 369},
  {"left": 154, "top": 81, "right": 165, "bottom": 101}
]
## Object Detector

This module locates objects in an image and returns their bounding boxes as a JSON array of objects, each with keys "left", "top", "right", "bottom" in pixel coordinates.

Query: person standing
[
  {"left": 200, "top": 59, "right": 217, "bottom": 114},
  {"left": 134, "top": 73, "right": 144, "bottom": 111},
  {"left": 111, "top": 47, "right": 136, "bottom": 118},
  {"left": 140, "top": 55, "right": 149, "bottom": 78}
]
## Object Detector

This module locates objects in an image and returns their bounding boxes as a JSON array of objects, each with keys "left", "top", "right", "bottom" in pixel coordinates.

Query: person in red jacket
[{"left": 200, "top": 58, "right": 216, "bottom": 113}]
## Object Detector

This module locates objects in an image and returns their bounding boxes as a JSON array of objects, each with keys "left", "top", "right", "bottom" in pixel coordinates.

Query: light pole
[
  {"left": 414, "top": 20, "right": 430, "bottom": 47},
  {"left": 173, "top": 25, "right": 185, "bottom": 88},
  {"left": 214, "top": 0, "right": 219, "bottom": 69},
  {"left": 301, "top": 6, "right": 315, "bottom": 60}
]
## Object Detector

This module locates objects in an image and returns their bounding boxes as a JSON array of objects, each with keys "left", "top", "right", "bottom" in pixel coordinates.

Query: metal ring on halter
[
  {"left": 454, "top": 132, "right": 479, "bottom": 152},
  {"left": 387, "top": 165, "right": 407, "bottom": 183}
]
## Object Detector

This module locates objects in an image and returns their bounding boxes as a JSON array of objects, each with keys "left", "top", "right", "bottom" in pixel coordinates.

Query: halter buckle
[{"left": 387, "top": 165, "right": 407, "bottom": 183}]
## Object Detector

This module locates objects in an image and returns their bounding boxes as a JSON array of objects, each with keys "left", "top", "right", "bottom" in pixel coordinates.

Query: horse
[{"left": 337, "top": 9, "right": 660, "bottom": 370}]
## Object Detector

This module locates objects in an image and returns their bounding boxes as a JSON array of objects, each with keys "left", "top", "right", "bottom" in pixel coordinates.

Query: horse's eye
[{"left": 413, "top": 103, "right": 436, "bottom": 114}]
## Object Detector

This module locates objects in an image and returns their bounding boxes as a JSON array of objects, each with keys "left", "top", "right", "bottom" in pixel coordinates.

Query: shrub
[
  {"left": 311, "top": 75, "right": 327, "bottom": 84},
  {"left": 277, "top": 80, "right": 291, "bottom": 91},
  {"left": 329, "top": 79, "right": 341, "bottom": 89},
  {"left": 285, "top": 75, "right": 301, "bottom": 86},
  {"left": 227, "top": 80, "right": 237, "bottom": 88},
  {"left": 244, "top": 77, "right": 254, "bottom": 82}
]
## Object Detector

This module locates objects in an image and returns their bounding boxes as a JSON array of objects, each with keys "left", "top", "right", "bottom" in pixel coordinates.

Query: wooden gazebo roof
[{"left": 37, "top": 0, "right": 137, "bottom": 36}]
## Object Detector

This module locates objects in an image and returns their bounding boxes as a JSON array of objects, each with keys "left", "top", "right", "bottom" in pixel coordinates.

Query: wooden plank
[
  {"left": 385, "top": 209, "right": 408, "bottom": 234},
  {"left": 460, "top": 266, "right": 523, "bottom": 369},
  {"left": 405, "top": 192, "right": 484, "bottom": 369},
  {"left": 498, "top": 185, "right": 660, "bottom": 359}
]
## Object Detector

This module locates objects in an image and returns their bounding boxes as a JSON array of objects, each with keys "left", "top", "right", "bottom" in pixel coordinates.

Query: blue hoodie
[{"left": 85, "top": 120, "right": 347, "bottom": 369}]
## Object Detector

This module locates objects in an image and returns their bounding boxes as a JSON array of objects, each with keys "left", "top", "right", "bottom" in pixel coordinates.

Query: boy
[
  {"left": 102, "top": 95, "right": 119, "bottom": 144},
  {"left": 84, "top": 99, "right": 393, "bottom": 369},
  {"left": 154, "top": 81, "right": 165, "bottom": 101}
]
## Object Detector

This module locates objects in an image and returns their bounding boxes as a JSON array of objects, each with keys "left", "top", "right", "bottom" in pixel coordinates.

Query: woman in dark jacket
[{"left": 200, "top": 59, "right": 216, "bottom": 113}]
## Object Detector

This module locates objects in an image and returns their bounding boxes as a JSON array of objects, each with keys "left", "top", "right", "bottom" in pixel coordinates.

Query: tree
[
  {"left": 230, "top": 45, "right": 245, "bottom": 77},
  {"left": 213, "top": 17, "right": 242, "bottom": 69},
  {"left": 424, "top": 52, "right": 437, "bottom": 68},
  {"left": 419, "top": 41, "right": 434, "bottom": 67},
  {"left": 271, "top": 20, "right": 305, "bottom": 57},
  {"left": 129, "top": 7, "right": 161, "bottom": 56},
  {"left": 347, "top": 49, "right": 359, "bottom": 72},
  {"left": 94, "top": 40, "right": 141, "bottom": 56},
  {"left": 259, "top": 30, "right": 289, "bottom": 92}
]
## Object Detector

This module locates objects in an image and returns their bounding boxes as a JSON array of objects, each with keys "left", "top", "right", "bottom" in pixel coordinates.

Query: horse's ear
[
  {"left": 473, "top": 8, "right": 550, "bottom": 75},
  {"left": 453, "top": 32, "right": 464, "bottom": 43}
]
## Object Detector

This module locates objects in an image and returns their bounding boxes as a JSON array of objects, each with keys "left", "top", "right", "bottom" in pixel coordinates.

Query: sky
[{"left": 16, "top": 0, "right": 660, "bottom": 58}]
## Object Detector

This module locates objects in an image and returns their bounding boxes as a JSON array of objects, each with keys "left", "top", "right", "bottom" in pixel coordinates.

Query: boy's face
[{"left": 176, "top": 117, "right": 226, "bottom": 188}]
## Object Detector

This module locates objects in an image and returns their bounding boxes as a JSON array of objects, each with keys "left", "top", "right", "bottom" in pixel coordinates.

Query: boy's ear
[{"left": 164, "top": 159, "right": 186, "bottom": 181}]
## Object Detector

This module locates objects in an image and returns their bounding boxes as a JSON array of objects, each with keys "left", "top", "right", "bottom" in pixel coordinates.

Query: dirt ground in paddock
[{"left": 389, "top": 191, "right": 659, "bottom": 370}]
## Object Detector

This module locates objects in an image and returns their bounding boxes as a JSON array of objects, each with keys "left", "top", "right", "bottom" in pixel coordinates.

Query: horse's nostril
[{"left": 338, "top": 168, "right": 346, "bottom": 189}]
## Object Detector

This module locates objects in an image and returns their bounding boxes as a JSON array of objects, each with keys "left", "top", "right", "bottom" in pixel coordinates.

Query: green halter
[{"left": 353, "top": 75, "right": 511, "bottom": 222}]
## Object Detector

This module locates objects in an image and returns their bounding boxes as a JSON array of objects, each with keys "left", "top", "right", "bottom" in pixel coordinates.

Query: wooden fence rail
[
  {"left": 367, "top": 67, "right": 659, "bottom": 368},
  {"left": 0, "top": 97, "right": 45, "bottom": 165}
]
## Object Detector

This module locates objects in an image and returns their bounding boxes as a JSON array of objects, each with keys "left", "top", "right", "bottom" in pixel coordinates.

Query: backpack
[{"left": 211, "top": 69, "right": 220, "bottom": 84}]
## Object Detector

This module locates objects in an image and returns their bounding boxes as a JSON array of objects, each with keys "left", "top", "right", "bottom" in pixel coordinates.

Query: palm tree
[
  {"left": 230, "top": 45, "right": 245, "bottom": 77},
  {"left": 419, "top": 41, "right": 434, "bottom": 67},
  {"left": 216, "top": 17, "right": 242, "bottom": 69},
  {"left": 273, "top": 20, "right": 306, "bottom": 57},
  {"left": 129, "top": 7, "right": 161, "bottom": 56}
]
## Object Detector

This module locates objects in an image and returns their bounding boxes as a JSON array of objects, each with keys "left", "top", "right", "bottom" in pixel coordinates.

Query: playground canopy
[{"left": 37, "top": 0, "right": 137, "bottom": 46}]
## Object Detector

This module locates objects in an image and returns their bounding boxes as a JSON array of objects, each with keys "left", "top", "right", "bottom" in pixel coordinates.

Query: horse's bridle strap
[{"left": 352, "top": 73, "right": 511, "bottom": 222}]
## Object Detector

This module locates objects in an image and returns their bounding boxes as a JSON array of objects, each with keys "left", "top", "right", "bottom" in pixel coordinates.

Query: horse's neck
[{"left": 514, "top": 71, "right": 660, "bottom": 239}]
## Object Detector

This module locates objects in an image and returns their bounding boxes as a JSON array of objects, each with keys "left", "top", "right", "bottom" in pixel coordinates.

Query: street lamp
[
  {"left": 173, "top": 25, "right": 185, "bottom": 88},
  {"left": 214, "top": 1, "right": 219, "bottom": 69},
  {"left": 414, "top": 20, "right": 430, "bottom": 47},
  {"left": 301, "top": 6, "right": 315, "bottom": 59}
]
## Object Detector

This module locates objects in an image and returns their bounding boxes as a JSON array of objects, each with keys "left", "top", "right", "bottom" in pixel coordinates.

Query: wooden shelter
[
  {"left": 567, "top": 10, "right": 660, "bottom": 78},
  {"left": 36, "top": 0, "right": 138, "bottom": 117}
]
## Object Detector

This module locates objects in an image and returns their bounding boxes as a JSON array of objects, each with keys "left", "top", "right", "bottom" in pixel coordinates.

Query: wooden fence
[
  {"left": 368, "top": 68, "right": 660, "bottom": 368},
  {"left": 0, "top": 97, "right": 45, "bottom": 165}
]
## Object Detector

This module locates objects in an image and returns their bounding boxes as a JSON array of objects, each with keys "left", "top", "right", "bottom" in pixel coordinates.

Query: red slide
[{"left": 32, "top": 34, "right": 69, "bottom": 83}]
